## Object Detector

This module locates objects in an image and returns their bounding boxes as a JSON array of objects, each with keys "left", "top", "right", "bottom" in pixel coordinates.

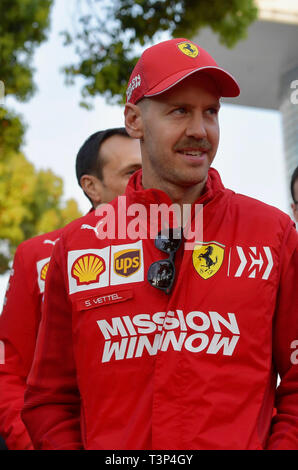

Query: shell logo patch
[
  {"left": 71, "top": 253, "right": 106, "bottom": 285},
  {"left": 67, "top": 247, "right": 110, "bottom": 294},
  {"left": 177, "top": 42, "right": 199, "bottom": 58},
  {"left": 193, "top": 242, "right": 225, "bottom": 279},
  {"left": 36, "top": 257, "right": 51, "bottom": 294},
  {"left": 114, "top": 249, "right": 141, "bottom": 277},
  {"left": 40, "top": 261, "right": 50, "bottom": 281}
]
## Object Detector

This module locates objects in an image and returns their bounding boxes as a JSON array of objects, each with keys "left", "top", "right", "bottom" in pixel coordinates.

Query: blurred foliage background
[
  {"left": 62, "top": 0, "right": 258, "bottom": 107},
  {"left": 0, "top": 0, "right": 81, "bottom": 273},
  {"left": 0, "top": 0, "right": 258, "bottom": 273}
]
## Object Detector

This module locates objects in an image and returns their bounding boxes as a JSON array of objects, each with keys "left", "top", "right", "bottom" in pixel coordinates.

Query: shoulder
[
  {"left": 60, "top": 202, "right": 119, "bottom": 245},
  {"left": 219, "top": 190, "right": 297, "bottom": 250},
  {"left": 15, "top": 227, "right": 63, "bottom": 260},
  {"left": 59, "top": 210, "right": 99, "bottom": 240},
  {"left": 229, "top": 191, "right": 292, "bottom": 227}
]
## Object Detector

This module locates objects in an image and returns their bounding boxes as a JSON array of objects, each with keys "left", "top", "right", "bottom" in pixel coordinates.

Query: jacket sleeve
[
  {"left": 21, "top": 239, "right": 83, "bottom": 450},
  {"left": 0, "top": 246, "right": 36, "bottom": 450},
  {"left": 266, "top": 222, "right": 298, "bottom": 449}
]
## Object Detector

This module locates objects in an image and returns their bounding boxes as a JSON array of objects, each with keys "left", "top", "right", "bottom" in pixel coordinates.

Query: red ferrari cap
[{"left": 126, "top": 38, "right": 240, "bottom": 104}]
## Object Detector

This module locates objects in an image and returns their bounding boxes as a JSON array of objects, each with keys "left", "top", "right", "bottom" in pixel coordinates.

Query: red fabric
[
  {"left": 22, "top": 168, "right": 298, "bottom": 450},
  {"left": 126, "top": 38, "right": 240, "bottom": 104},
  {"left": 0, "top": 229, "right": 62, "bottom": 450}
]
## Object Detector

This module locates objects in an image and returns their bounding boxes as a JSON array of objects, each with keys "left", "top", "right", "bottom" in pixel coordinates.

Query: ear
[
  {"left": 124, "top": 103, "right": 144, "bottom": 139},
  {"left": 80, "top": 174, "right": 103, "bottom": 207}
]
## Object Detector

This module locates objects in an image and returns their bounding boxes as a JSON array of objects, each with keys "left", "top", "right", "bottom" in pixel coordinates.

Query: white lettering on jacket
[{"left": 96, "top": 309, "right": 240, "bottom": 363}]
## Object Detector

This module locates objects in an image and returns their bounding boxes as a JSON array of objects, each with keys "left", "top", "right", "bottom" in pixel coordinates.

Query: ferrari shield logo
[
  {"left": 192, "top": 242, "right": 225, "bottom": 279},
  {"left": 177, "top": 42, "right": 199, "bottom": 58}
]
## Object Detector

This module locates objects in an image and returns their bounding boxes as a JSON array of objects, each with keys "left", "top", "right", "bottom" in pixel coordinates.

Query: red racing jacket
[
  {"left": 22, "top": 169, "right": 298, "bottom": 450},
  {"left": 0, "top": 228, "right": 62, "bottom": 450}
]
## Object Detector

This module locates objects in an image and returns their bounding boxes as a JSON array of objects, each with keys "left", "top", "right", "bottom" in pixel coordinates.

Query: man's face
[
  {"left": 136, "top": 73, "right": 220, "bottom": 194},
  {"left": 100, "top": 134, "right": 142, "bottom": 203},
  {"left": 291, "top": 179, "right": 298, "bottom": 224}
]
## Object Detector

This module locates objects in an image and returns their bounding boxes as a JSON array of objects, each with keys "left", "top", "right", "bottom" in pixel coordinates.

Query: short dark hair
[
  {"left": 76, "top": 127, "right": 129, "bottom": 185},
  {"left": 290, "top": 166, "right": 298, "bottom": 202}
]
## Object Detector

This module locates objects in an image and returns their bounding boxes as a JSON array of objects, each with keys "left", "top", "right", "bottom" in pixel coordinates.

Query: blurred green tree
[
  {"left": 0, "top": 1, "right": 82, "bottom": 273},
  {"left": 62, "top": 0, "right": 258, "bottom": 106},
  {"left": 0, "top": 0, "right": 53, "bottom": 101},
  {"left": 0, "top": 109, "right": 81, "bottom": 274}
]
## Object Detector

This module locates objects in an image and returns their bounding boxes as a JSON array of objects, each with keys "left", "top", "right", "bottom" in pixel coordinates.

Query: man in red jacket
[
  {"left": 22, "top": 39, "right": 298, "bottom": 450},
  {"left": 0, "top": 127, "right": 141, "bottom": 450}
]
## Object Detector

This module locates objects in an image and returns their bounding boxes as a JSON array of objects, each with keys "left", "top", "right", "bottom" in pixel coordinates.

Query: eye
[
  {"left": 206, "top": 107, "right": 219, "bottom": 116},
  {"left": 172, "top": 107, "right": 187, "bottom": 115}
]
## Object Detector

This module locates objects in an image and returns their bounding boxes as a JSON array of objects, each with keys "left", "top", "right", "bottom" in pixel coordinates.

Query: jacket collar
[{"left": 125, "top": 167, "right": 226, "bottom": 209}]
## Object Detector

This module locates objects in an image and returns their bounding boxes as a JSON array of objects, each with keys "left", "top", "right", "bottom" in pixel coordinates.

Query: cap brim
[{"left": 144, "top": 66, "right": 240, "bottom": 98}]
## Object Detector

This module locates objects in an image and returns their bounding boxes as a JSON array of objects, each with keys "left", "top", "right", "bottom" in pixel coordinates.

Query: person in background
[
  {"left": 0, "top": 128, "right": 141, "bottom": 450},
  {"left": 290, "top": 165, "right": 298, "bottom": 224}
]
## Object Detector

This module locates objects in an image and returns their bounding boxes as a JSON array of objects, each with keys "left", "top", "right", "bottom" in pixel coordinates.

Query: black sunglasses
[{"left": 147, "top": 227, "right": 183, "bottom": 294}]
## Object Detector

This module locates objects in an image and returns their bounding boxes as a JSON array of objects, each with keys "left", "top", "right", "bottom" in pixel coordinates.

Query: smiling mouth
[{"left": 177, "top": 149, "right": 207, "bottom": 157}]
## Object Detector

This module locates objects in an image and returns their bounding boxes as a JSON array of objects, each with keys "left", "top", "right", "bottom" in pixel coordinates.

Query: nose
[{"left": 185, "top": 112, "right": 207, "bottom": 140}]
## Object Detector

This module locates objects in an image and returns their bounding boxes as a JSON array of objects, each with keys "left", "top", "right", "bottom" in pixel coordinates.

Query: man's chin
[{"left": 171, "top": 170, "right": 209, "bottom": 188}]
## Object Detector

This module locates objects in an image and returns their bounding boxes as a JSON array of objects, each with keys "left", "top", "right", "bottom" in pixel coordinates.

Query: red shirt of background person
[{"left": 0, "top": 128, "right": 141, "bottom": 450}]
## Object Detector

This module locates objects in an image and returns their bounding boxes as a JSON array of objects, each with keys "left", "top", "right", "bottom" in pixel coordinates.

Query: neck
[{"left": 142, "top": 174, "right": 207, "bottom": 208}]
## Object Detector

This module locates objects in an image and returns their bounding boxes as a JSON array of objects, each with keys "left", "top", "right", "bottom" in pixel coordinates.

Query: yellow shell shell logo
[
  {"left": 192, "top": 242, "right": 225, "bottom": 279},
  {"left": 40, "top": 262, "right": 49, "bottom": 281},
  {"left": 71, "top": 254, "right": 106, "bottom": 285},
  {"left": 177, "top": 42, "right": 199, "bottom": 58}
]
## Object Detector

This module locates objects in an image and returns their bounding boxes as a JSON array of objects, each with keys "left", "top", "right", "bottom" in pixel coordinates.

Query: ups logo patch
[{"left": 114, "top": 249, "right": 141, "bottom": 277}]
